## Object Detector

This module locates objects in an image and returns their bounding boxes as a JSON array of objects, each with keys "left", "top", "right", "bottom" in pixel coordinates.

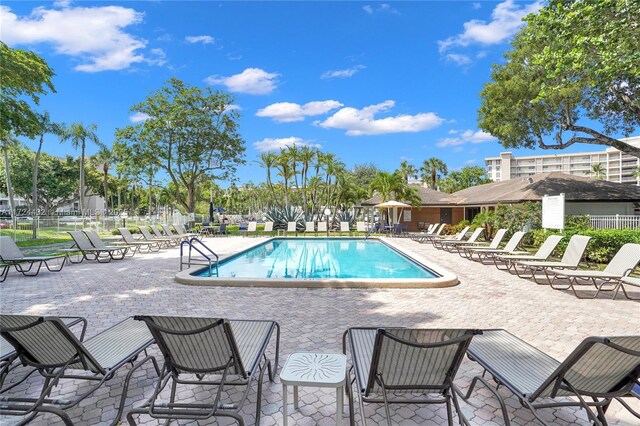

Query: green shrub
[
  {"left": 530, "top": 228, "right": 640, "bottom": 263},
  {"left": 565, "top": 215, "right": 592, "bottom": 230}
]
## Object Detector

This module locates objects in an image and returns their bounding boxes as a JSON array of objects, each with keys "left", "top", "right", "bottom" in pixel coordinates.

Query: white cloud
[
  {"left": 185, "top": 35, "right": 214, "bottom": 45},
  {"left": 256, "top": 100, "right": 343, "bottom": 123},
  {"left": 253, "top": 137, "right": 322, "bottom": 152},
  {"left": 437, "top": 129, "right": 496, "bottom": 147},
  {"left": 0, "top": 4, "right": 157, "bottom": 72},
  {"left": 129, "top": 112, "right": 151, "bottom": 123},
  {"left": 317, "top": 100, "right": 444, "bottom": 136},
  {"left": 204, "top": 68, "right": 279, "bottom": 95},
  {"left": 439, "top": 0, "right": 543, "bottom": 53},
  {"left": 363, "top": 3, "right": 400, "bottom": 15},
  {"left": 445, "top": 53, "right": 472, "bottom": 66},
  {"left": 321, "top": 65, "right": 365, "bottom": 79},
  {"left": 465, "top": 159, "right": 478, "bottom": 164},
  {"left": 472, "top": 2, "right": 482, "bottom": 10}
]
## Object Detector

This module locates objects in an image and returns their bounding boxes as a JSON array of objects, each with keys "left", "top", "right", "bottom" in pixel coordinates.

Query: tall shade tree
[
  {"left": 61, "top": 122, "right": 102, "bottom": 216},
  {"left": 420, "top": 157, "right": 448, "bottom": 189},
  {"left": 479, "top": 0, "right": 640, "bottom": 158},
  {"left": 116, "top": 78, "right": 245, "bottom": 213},
  {"left": 399, "top": 160, "right": 418, "bottom": 183},
  {"left": 0, "top": 41, "right": 55, "bottom": 139}
]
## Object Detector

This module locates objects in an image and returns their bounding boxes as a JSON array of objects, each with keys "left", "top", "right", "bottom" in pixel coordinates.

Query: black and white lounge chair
[
  {"left": 462, "top": 329, "right": 640, "bottom": 426},
  {"left": 83, "top": 229, "right": 136, "bottom": 258},
  {"left": 456, "top": 228, "right": 507, "bottom": 257},
  {"left": 549, "top": 243, "right": 640, "bottom": 298},
  {"left": 512, "top": 234, "right": 592, "bottom": 284},
  {"left": 0, "top": 317, "right": 86, "bottom": 388},
  {"left": 118, "top": 227, "right": 161, "bottom": 252},
  {"left": 433, "top": 227, "right": 483, "bottom": 251},
  {"left": 174, "top": 223, "right": 199, "bottom": 239},
  {"left": 0, "top": 236, "right": 66, "bottom": 278},
  {"left": 492, "top": 234, "right": 564, "bottom": 271},
  {"left": 67, "top": 230, "right": 129, "bottom": 263},
  {"left": 160, "top": 224, "right": 188, "bottom": 242},
  {"left": 343, "top": 327, "right": 480, "bottom": 425},
  {"left": 0, "top": 315, "right": 158, "bottom": 426},
  {"left": 149, "top": 225, "right": 181, "bottom": 245},
  {"left": 126, "top": 316, "right": 280, "bottom": 426},
  {"left": 612, "top": 275, "right": 640, "bottom": 300},
  {"left": 139, "top": 226, "right": 175, "bottom": 248},
  {"left": 461, "top": 231, "right": 527, "bottom": 262}
]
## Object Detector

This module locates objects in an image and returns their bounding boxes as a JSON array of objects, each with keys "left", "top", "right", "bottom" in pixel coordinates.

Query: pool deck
[{"left": 1, "top": 236, "right": 639, "bottom": 425}]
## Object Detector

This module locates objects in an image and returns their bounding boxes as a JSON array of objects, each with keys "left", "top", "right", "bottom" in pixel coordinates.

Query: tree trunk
[
  {"left": 79, "top": 142, "right": 85, "bottom": 217},
  {"left": 102, "top": 167, "right": 109, "bottom": 212},
  {"left": 3, "top": 144, "right": 16, "bottom": 224},
  {"left": 148, "top": 171, "right": 153, "bottom": 215},
  {"left": 32, "top": 134, "right": 44, "bottom": 238},
  {"left": 431, "top": 171, "right": 436, "bottom": 189}
]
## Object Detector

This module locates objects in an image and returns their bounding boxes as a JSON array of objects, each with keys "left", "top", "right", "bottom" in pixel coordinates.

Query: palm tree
[
  {"left": 587, "top": 163, "right": 606, "bottom": 180},
  {"left": 91, "top": 146, "right": 113, "bottom": 212},
  {"left": 632, "top": 165, "right": 640, "bottom": 181},
  {"left": 257, "top": 152, "right": 277, "bottom": 206},
  {"left": 275, "top": 150, "right": 294, "bottom": 208},
  {"left": 420, "top": 157, "right": 448, "bottom": 189},
  {"left": 399, "top": 160, "right": 418, "bottom": 183},
  {"left": 61, "top": 122, "right": 102, "bottom": 216},
  {"left": 32, "top": 112, "right": 64, "bottom": 237},
  {"left": 298, "top": 146, "right": 316, "bottom": 213},
  {"left": 369, "top": 171, "right": 406, "bottom": 202}
]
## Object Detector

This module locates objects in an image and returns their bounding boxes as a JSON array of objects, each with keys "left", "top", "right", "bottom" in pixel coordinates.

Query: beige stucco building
[{"left": 485, "top": 136, "right": 640, "bottom": 185}]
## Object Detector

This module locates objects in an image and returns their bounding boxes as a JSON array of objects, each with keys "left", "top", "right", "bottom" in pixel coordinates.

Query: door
[{"left": 440, "top": 208, "right": 452, "bottom": 225}]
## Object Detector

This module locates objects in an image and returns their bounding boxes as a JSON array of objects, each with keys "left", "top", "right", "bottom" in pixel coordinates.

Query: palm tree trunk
[
  {"left": 79, "top": 142, "right": 85, "bottom": 217},
  {"left": 102, "top": 167, "right": 109, "bottom": 212},
  {"left": 148, "top": 171, "right": 153, "bottom": 215},
  {"left": 3, "top": 143, "right": 16, "bottom": 223},
  {"left": 32, "top": 134, "right": 44, "bottom": 238}
]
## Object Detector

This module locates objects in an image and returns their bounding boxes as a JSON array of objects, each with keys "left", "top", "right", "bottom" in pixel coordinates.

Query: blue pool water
[{"left": 194, "top": 238, "right": 438, "bottom": 279}]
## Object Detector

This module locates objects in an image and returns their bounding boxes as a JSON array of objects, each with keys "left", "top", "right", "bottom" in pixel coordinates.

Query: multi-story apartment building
[{"left": 485, "top": 136, "right": 640, "bottom": 185}]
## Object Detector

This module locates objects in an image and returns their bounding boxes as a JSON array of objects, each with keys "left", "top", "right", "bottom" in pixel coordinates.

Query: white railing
[{"left": 589, "top": 215, "right": 640, "bottom": 230}]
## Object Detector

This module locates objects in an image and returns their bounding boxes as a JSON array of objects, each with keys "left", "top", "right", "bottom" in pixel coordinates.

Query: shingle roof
[
  {"left": 450, "top": 172, "right": 640, "bottom": 205},
  {"left": 360, "top": 173, "right": 640, "bottom": 207}
]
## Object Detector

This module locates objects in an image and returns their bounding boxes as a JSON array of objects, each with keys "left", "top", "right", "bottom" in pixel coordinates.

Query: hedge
[{"left": 531, "top": 228, "right": 640, "bottom": 264}]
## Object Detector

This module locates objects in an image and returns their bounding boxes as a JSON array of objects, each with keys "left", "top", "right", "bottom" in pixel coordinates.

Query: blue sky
[{"left": 3, "top": 0, "right": 632, "bottom": 186}]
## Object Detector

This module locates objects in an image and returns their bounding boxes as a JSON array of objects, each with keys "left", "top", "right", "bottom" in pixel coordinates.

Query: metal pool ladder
[{"left": 180, "top": 237, "right": 219, "bottom": 277}]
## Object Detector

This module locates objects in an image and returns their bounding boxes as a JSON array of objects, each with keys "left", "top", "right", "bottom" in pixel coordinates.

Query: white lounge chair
[{"left": 549, "top": 243, "right": 640, "bottom": 298}]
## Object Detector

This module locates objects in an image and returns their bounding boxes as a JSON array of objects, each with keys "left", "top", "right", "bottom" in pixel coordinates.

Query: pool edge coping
[{"left": 174, "top": 237, "right": 459, "bottom": 289}]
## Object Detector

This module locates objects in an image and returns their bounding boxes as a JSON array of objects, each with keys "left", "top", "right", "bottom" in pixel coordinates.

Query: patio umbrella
[
  {"left": 209, "top": 202, "right": 214, "bottom": 223},
  {"left": 373, "top": 200, "right": 411, "bottom": 226}
]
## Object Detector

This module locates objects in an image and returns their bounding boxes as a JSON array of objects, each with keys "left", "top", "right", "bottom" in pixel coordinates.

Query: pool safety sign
[{"left": 542, "top": 193, "right": 565, "bottom": 230}]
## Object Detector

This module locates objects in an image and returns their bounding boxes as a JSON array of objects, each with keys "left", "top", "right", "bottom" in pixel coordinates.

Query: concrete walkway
[{"left": 1, "top": 236, "right": 638, "bottom": 425}]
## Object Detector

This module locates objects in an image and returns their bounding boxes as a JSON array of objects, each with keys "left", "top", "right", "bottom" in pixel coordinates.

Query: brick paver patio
[{"left": 1, "top": 236, "right": 638, "bottom": 425}]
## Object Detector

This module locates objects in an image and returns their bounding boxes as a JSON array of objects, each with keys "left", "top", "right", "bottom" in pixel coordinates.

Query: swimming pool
[
  {"left": 195, "top": 238, "right": 437, "bottom": 279},
  {"left": 175, "top": 238, "right": 458, "bottom": 288}
]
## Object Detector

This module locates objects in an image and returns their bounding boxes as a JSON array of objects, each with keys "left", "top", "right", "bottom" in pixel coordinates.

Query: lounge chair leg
[
  {"left": 111, "top": 355, "right": 160, "bottom": 426},
  {"left": 456, "top": 376, "right": 511, "bottom": 426}
]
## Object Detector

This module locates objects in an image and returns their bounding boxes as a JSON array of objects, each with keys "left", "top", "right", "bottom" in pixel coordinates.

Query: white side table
[{"left": 280, "top": 352, "right": 347, "bottom": 426}]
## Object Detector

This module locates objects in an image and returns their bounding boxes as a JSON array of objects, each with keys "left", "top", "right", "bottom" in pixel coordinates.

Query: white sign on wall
[
  {"left": 403, "top": 209, "right": 412, "bottom": 222},
  {"left": 542, "top": 193, "right": 565, "bottom": 230}
]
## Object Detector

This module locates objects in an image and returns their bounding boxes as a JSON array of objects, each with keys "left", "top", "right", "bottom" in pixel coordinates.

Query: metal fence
[
  {"left": 0, "top": 214, "right": 193, "bottom": 242},
  {"left": 589, "top": 215, "right": 640, "bottom": 230},
  {"left": 0, "top": 213, "right": 250, "bottom": 242}
]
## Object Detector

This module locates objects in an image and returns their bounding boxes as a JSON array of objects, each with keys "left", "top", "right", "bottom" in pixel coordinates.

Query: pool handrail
[{"left": 179, "top": 237, "right": 219, "bottom": 277}]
